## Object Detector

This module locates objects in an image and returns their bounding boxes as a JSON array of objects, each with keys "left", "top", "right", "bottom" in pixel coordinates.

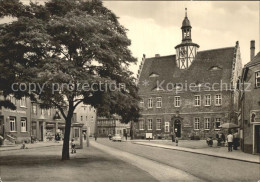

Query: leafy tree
[{"left": 0, "top": 0, "right": 140, "bottom": 160}]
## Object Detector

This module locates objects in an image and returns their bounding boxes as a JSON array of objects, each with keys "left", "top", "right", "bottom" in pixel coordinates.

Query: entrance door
[
  {"left": 174, "top": 120, "right": 181, "bottom": 137},
  {"left": 255, "top": 125, "right": 260, "bottom": 153}
]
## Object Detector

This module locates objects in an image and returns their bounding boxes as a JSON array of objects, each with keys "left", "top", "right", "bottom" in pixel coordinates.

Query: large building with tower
[{"left": 134, "top": 9, "right": 242, "bottom": 140}]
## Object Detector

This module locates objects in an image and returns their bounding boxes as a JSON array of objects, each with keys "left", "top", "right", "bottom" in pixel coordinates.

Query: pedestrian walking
[
  {"left": 227, "top": 132, "right": 233, "bottom": 152},
  {"left": 94, "top": 134, "right": 97, "bottom": 141},
  {"left": 71, "top": 139, "right": 76, "bottom": 154}
]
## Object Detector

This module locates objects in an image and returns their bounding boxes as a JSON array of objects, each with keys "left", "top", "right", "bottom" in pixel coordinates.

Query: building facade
[
  {"left": 240, "top": 40, "right": 260, "bottom": 154},
  {"left": 0, "top": 96, "right": 31, "bottom": 143},
  {"left": 73, "top": 103, "right": 96, "bottom": 137},
  {"left": 97, "top": 116, "right": 130, "bottom": 137},
  {"left": 31, "top": 102, "right": 65, "bottom": 142},
  {"left": 0, "top": 97, "right": 97, "bottom": 144},
  {"left": 134, "top": 10, "right": 242, "bottom": 140}
]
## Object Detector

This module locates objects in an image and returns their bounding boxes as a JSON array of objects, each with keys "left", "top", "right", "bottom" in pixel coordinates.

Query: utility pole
[{"left": 86, "top": 126, "right": 89, "bottom": 147}]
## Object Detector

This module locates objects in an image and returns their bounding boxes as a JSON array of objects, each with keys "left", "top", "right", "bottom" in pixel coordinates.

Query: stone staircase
[{"left": 1, "top": 134, "right": 16, "bottom": 146}]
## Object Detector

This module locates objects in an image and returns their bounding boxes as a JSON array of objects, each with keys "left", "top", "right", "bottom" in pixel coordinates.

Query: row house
[
  {"left": 97, "top": 115, "right": 130, "bottom": 137},
  {"left": 0, "top": 96, "right": 96, "bottom": 144},
  {"left": 240, "top": 40, "right": 260, "bottom": 154},
  {"left": 134, "top": 9, "right": 242, "bottom": 140},
  {"left": 73, "top": 103, "right": 97, "bottom": 138},
  {"left": 0, "top": 96, "right": 31, "bottom": 143},
  {"left": 31, "top": 102, "right": 65, "bottom": 142}
]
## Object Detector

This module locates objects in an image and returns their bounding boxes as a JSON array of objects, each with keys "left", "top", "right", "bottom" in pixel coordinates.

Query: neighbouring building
[
  {"left": 73, "top": 103, "right": 97, "bottom": 137},
  {"left": 31, "top": 102, "right": 65, "bottom": 142},
  {"left": 240, "top": 40, "right": 260, "bottom": 154},
  {"left": 0, "top": 96, "right": 31, "bottom": 143},
  {"left": 134, "top": 9, "right": 242, "bottom": 140},
  {"left": 97, "top": 115, "right": 130, "bottom": 137}
]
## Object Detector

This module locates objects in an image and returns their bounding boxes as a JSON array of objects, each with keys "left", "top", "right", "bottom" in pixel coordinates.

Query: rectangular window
[
  {"left": 21, "top": 118, "right": 27, "bottom": 132},
  {"left": 10, "top": 117, "right": 16, "bottom": 132},
  {"left": 215, "top": 94, "right": 222, "bottom": 106},
  {"left": 140, "top": 99, "right": 144, "bottom": 108},
  {"left": 74, "top": 128, "right": 79, "bottom": 138},
  {"left": 139, "top": 119, "right": 144, "bottom": 130},
  {"left": 194, "top": 95, "right": 201, "bottom": 106},
  {"left": 215, "top": 118, "right": 221, "bottom": 130},
  {"left": 47, "top": 109, "right": 51, "bottom": 116},
  {"left": 41, "top": 109, "right": 45, "bottom": 115},
  {"left": 175, "top": 96, "right": 181, "bottom": 107},
  {"left": 156, "top": 97, "right": 162, "bottom": 108},
  {"left": 204, "top": 118, "right": 210, "bottom": 130},
  {"left": 32, "top": 104, "right": 37, "bottom": 114},
  {"left": 256, "top": 71, "right": 260, "bottom": 88},
  {"left": 165, "top": 122, "right": 170, "bottom": 132},
  {"left": 194, "top": 118, "right": 200, "bottom": 130},
  {"left": 205, "top": 95, "right": 211, "bottom": 106},
  {"left": 156, "top": 119, "right": 162, "bottom": 130},
  {"left": 81, "top": 116, "right": 83, "bottom": 121},
  {"left": 20, "top": 97, "right": 26, "bottom": 107},
  {"left": 148, "top": 119, "right": 153, "bottom": 130},
  {"left": 148, "top": 98, "right": 153, "bottom": 108},
  {"left": 9, "top": 95, "right": 16, "bottom": 105}
]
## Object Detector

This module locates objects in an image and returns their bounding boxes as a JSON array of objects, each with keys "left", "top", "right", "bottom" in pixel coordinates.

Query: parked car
[{"left": 112, "top": 134, "right": 122, "bottom": 142}]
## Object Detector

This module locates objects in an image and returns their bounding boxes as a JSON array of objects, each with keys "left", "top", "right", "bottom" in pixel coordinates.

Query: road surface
[{"left": 95, "top": 138, "right": 260, "bottom": 182}]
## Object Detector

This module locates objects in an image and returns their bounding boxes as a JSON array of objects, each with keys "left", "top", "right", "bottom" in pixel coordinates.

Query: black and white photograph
[{"left": 0, "top": 0, "right": 259, "bottom": 181}]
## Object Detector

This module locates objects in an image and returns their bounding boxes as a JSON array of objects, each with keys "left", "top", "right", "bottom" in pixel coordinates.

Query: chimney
[
  {"left": 155, "top": 54, "right": 160, "bottom": 57},
  {"left": 250, "top": 40, "right": 255, "bottom": 61}
]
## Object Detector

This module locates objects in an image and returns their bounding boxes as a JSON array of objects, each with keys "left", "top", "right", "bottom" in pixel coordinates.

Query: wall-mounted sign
[
  {"left": 184, "top": 124, "right": 192, "bottom": 128},
  {"left": 4, "top": 110, "right": 26, "bottom": 114},
  {"left": 250, "top": 110, "right": 260, "bottom": 123}
]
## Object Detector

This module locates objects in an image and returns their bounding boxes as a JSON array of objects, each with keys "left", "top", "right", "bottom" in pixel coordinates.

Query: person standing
[
  {"left": 175, "top": 137, "right": 179, "bottom": 146},
  {"left": 233, "top": 131, "right": 239, "bottom": 150},
  {"left": 227, "top": 132, "right": 233, "bottom": 152},
  {"left": 71, "top": 139, "right": 76, "bottom": 154},
  {"left": 94, "top": 133, "right": 97, "bottom": 141}
]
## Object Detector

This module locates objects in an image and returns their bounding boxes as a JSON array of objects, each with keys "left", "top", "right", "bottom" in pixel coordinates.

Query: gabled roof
[
  {"left": 138, "top": 47, "right": 235, "bottom": 94},
  {"left": 245, "top": 52, "right": 260, "bottom": 67}
]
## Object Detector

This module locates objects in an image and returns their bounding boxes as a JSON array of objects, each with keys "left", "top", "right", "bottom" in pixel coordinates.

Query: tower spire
[{"left": 185, "top": 8, "right": 187, "bottom": 17}]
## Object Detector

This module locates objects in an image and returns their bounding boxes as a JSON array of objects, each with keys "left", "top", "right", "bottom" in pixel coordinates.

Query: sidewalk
[
  {"left": 133, "top": 140, "right": 260, "bottom": 164},
  {"left": 0, "top": 143, "right": 158, "bottom": 182},
  {"left": 0, "top": 141, "right": 63, "bottom": 151}
]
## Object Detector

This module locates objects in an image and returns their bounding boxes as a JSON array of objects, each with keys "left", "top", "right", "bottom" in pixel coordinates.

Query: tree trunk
[{"left": 62, "top": 114, "right": 72, "bottom": 160}]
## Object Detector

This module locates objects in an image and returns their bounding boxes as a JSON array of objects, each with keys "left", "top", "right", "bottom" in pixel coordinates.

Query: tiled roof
[
  {"left": 138, "top": 47, "right": 235, "bottom": 94},
  {"left": 245, "top": 52, "right": 260, "bottom": 67}
]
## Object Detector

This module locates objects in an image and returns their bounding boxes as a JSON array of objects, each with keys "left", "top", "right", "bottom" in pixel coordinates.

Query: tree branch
[
  {"left": 50, "top": 99, "right": 67, "bottom": 120},
  {"left": 73, "top": 99, "right": 83, "bottom": 110}
]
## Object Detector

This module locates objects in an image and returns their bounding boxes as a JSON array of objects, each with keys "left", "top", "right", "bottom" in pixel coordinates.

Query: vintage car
[{"left": 112, "top": 134, "right": 122, "bottom": 142}]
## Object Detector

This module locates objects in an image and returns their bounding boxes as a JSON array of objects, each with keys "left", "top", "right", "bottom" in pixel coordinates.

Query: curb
[
  {"left": 133, "top": 142, "right": 260, "bottom": 164},
  {"left": 0, "top": 143, "right": 62, "bottom": 152}
]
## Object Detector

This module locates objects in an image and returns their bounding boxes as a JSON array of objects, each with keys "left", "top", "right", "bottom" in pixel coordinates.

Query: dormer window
[
  {"left": 149, "top": 72, "right": 159, "bottom": 78},
  {"left": 209, "top": 66, "right": 222, "bottom": 71}
]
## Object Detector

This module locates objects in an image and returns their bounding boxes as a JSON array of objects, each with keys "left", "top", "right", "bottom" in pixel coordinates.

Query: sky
[
  {"left": 0, "top": 1, "right": 259, "bottom": 77},
  {"left": 103, "top": 1, "right": 260, "bottom": 76}
]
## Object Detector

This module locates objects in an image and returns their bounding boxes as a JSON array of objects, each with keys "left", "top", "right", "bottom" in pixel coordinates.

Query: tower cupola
[{"left": 175, "top": 8, "right": 199, "bottom": 69}]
